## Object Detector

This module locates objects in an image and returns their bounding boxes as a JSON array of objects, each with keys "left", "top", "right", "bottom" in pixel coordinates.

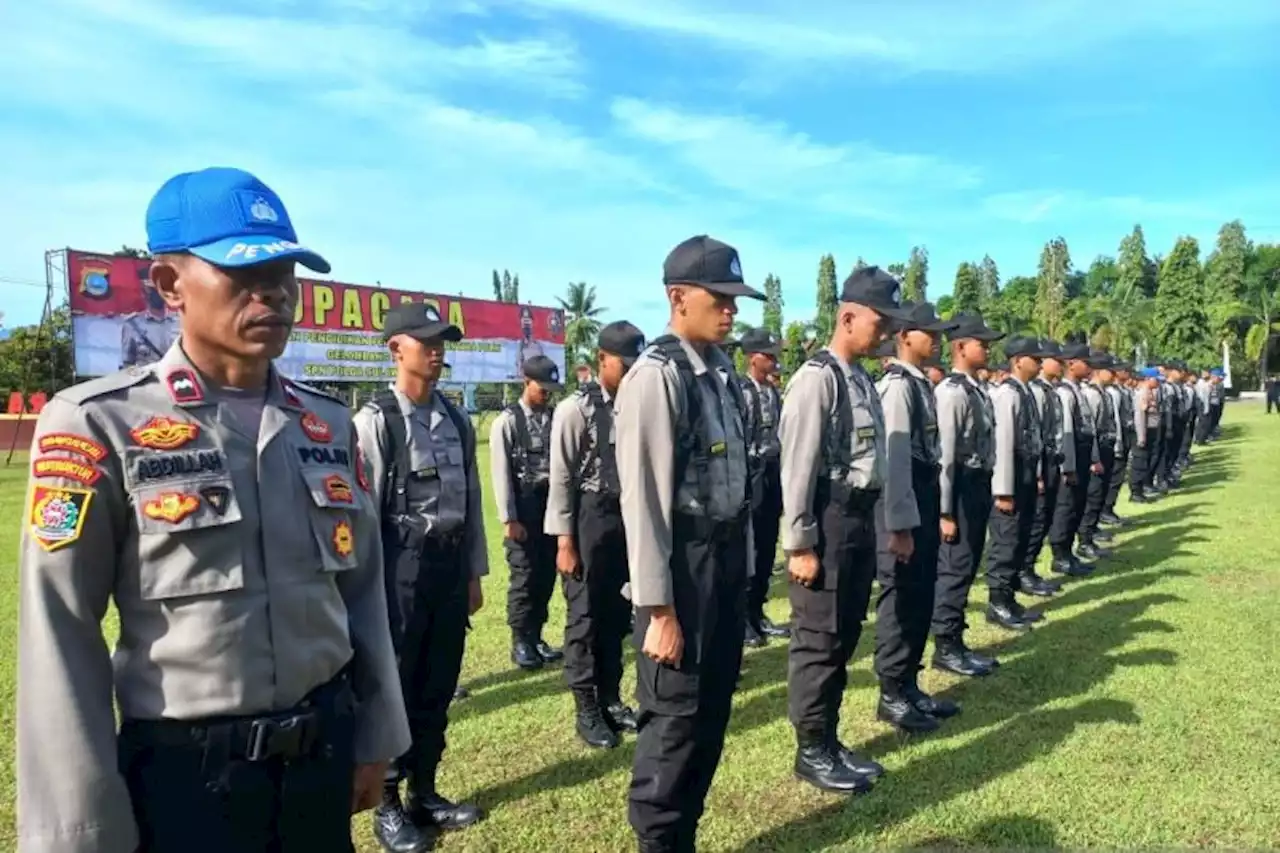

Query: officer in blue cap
[{"left": 17, "top": 167, "right": 410, "bottom": 853}]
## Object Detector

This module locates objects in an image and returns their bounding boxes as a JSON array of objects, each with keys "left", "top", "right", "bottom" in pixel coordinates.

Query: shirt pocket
[
  {"left": 298, "top": 467, "right": 360, "bottom": 573},
  {"left": 133, "top": 477, "right": 245, "bottom": 601},
  {"left": 851, "top": 405, "right": 877, "bottom": 458}
]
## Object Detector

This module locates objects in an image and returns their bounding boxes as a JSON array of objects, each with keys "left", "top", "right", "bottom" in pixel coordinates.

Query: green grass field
[{"left": 3, "top": 405, "right": 1278, "bottom": 851}]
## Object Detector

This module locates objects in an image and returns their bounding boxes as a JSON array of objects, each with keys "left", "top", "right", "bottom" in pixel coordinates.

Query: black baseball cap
[
  {"left": 383, "top": 302, "right": 463, "bottom": 343},
  {"left": 523, "top": 355, "right": 563, "bottom": 391},
  {"left": 1061, "top": 343, "right": 1091, "bottom": 362},
  {"left": 598, "top": 321, "right": 647, "bottom": 367},
  {"left": 840, "top": 266, "right": 913, "bottom": 320},
  {"left": 1005, "top": 336, "right": 1042, "bottom": 359},
  {"left": 663, "top": 235, "right": 764, "bottom": 300},
  {"left": 874, "top": 338, "right": 896, "bottom": 358},
  {"left": 1087, "top": 350, "right": 1116, "bottom": 370},
  {"left": 894, "top": 300, "right": 959, "bottom": 333},
  {"left": 946, "top": 312, "right": 1005, "bottom": 342},
  {"left": 740, "top": 328, "right": 781, "bottom": 356},
  {"left": 1036, "top": 339, "right": 1064, "bottom": 360}
]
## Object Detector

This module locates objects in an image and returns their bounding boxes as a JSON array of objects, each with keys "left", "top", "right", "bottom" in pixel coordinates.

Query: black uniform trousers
[
  {"left": 1180, "top": 411, "right": 1196, "bottom": 461},
  {"left": 1104, "top": 440, "right": 1130, "bottom": 515},
  {"left": 932, "top": 468, "right": 992, "bottom": 642},
  {"left": 629, "top": 511, "right": 747, "bottom": 853},
  {"left": 1130, "top": 439, "right": 1153, "bottom": 494},
  {"left": 1049, "top": 439, "right": 1092, "bottom": 559},
  {"left": 118, "top": 670, "right": 357, "bottom": 853},
  {"left": 1026, "top": 459, "right": 1061, "bottom": 572},
  {"left": 562, "top": 491, "right": 630, "bottom": 704},
  {"left": 788, "top": 484, "right": 878, "bottom": 741},
  {"left": 874, "top": 461, "right": 940, "bottom": 683},
  {"left": 747, "top": 457, "right": 782, "bottom": 627},
  {"left": 1195, "top": 408, "right": 1213, "bottom": 443},
  {"left": 1143, "top": 426, "right": 1165, "bottom": 490},
  {"left": 1080, "top": 441, "right": 1117, "bottom": 541},
  {"left": 506, "top": 484, "right": 558, "bottom": 641},
  {"left": 1161, "top": 418, "right": 1184, "bottom": 481},
  {"left": 985, "top": 458, "right": 1038, "bottom": 598},
  {"left": 395, "top": 536, "right": 470, "bottom": 795}
]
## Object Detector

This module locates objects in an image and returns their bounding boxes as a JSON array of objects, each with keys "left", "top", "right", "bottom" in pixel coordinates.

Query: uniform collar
[
  {"left": 951, "top": 369, "right": 980, "bottom": 387},
  {"left": 155, "top": 339, "right": 283, "bottom": 409},
  {"left": 825, "top": 348, "right": 856, "bottom": 378},
  {"left": 888, "top": 357, "right": 925, "bottom": 380},
  {"left": 388, "top": 383, "right": 441, "bottom": 417}
]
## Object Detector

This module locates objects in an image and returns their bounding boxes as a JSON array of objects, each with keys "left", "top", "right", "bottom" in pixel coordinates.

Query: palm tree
[
  {"left": 1078, "top": 280, "right": 1155, "bottom": 362},
  {"left": 556, "top": 282, "right": 606, "bottom": 369}
]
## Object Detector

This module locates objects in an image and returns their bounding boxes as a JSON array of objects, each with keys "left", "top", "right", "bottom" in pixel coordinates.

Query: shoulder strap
[
  {"left": 652, "top": 334, "right": 708, "bottom": 499},
  {"left": 886, "top": 364, "right": 927, "bottom": 445},
  {"left": 505, "top": 402, "right": 530, "bottom": 483},
  {"left": 581, "top": 382, "right": 619, "bottom": 493},
  {"left": 371, "top": 389, "right": 410, "bottom": 518},
  {"left": 808, "top": 351, "right": 853, "bottom": 471},
  {"left": 737, "top": 374, "right": 763, "bottom": 455},
  {"left": 440, "top": 394, "right": 474, "bottom": 483}
]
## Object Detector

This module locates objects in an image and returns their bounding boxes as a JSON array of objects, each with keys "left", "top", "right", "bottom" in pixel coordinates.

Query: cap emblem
[
  {"left": 249, "top": 197, "right": 279, "bottom": 222},
  {"left": 729, "top": 256, "right": 742, "bottom": 277}
]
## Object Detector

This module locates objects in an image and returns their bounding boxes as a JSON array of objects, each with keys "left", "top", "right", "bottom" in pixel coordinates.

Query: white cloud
[{"left": 610, "top": 97, "right": 981, "bottom": 223}]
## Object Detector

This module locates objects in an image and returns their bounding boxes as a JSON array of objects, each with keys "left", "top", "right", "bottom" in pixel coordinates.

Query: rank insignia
[
  {"left": 30, "top": 486, "right": 93, "bottom": 552},
  {"left": 165, "top": 368, "right": 204, "bottom": 404},
  {"left": 323, "top": 474, "right": 354, "bottom": 504},
  {"left": 37, "top": 432, "right": 108, "bottom": 462},
  {"left": 332, "top": 519, "right": 354, "bottom": 558},
  {"left": 131, "top": 416, "right": 200, "bottom": 450},
  {"left": 143, "top": 492, "right": 201, "bottom": 524},
  {"left": 31, "top": 456, "right": 102, "bottom": 486},
  {"left": 300, "top": 411, "right": 332, "bottom": 443},
  {"left": 200, "top": 485, "right": 231, "bottom": 516}
]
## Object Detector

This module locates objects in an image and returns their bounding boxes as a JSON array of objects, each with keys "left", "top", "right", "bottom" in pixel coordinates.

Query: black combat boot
[
  {"left": 573, "top": 691, "right": 619, "bottom": 749},
  {"left": 602, "top": 698, "right": 639, "bottom": 733},
  {"left": 824, "top": 719, "right": 884, "bottom": 780},
  {"left": 932, "top": 636, "right": 993, "bottom": 677},
  {"left": 793, "top": 732, "right": 873, "bottom": 793},
  {"left": 986, "top": 592, "right": 1033, "bottom": 632},
  {"left": 904, "top": 675, "right": 960, "bottom": 719},
  {"left": 534, "top": 637, "right": 563, "bottom": 664},
  {"left": 511, "top": 634, "right": 542, "bottom": 670},
  {"left": 759, "top": 615, "right": 791, "bottom": 638},
  {"left": 875, "top": 678, "right": 940, "bottom": 733},
  {"left": 373, "top": 782, "right": 434, "bottom": 853},
  {"left": 408, "top": 790, "right": 483, "bottom": 832}
]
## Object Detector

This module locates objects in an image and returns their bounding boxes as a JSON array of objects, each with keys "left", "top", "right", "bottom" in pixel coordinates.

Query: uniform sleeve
[
  {"left": 1056, "top": 386, "right": 1077, "bottom": 472},
  {"left": 1135, "top": 388, "right": 1148, "bottom": 445},
  {"left": 616, "top": 364, "right": 679, "bottom": 608},
  {"left": 935, "top": 384, "right": 964, "bottom": 516},
  {"left": 488, "top": 412, "right": 518, "bottom": 524},
  {"left": 544, "top": 398, "right": 585, "bottom": 537},
  {"left": 991, "top": 386, "right": 1017, "bottom": 498},
  {"left": 17, "top": 399, "right": 140, "bottom": 853},
  {"left": 1110, "top": 389, "right": 1125, "bottom": 448},
  {"left": 779, "top": 367, "right": 830, "bottom": 550},
  {"left": 336, "top": 429, "right": 411, "bottom": 764},
  {"left": 353, "top": 406, "right": 387, "bottom": 513},
  {"left": 878, "top": 377, "right": 920, "bottom": 532},
  {"left": 463, "top": 419, "right": 489, "bottom": 578}
]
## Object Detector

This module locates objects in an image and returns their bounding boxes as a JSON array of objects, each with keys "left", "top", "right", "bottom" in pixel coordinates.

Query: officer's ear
[{"left": 150, "top": 254, "right": 185, "bottom": 310}]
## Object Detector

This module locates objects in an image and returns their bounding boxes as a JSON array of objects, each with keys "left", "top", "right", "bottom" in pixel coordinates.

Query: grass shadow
[{"left": 895, "top": 813, "right": 1062, "bottom": 850}]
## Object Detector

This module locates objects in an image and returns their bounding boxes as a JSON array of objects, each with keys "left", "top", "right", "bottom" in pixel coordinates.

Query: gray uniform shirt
[
  {"left": 1031, "top": 376, "right": 1074, "bottom": 474},
  {"left": 1105, "top": 385, "right": 1129, "bottom": 449},
  {"left": 1135, "top": 384, "right": 1159, "bottom": 445},
  {"left": 935, "top": 371, "right": 995, "bottom": 516},
  {"left": 780, "top": 349, "right": 886, "bottom": 551},
  {"left": 991, "top": 377, "right": 1042, "bottom": 497},
  {"left": 1083, "top": 382, "right": 1120, "bottom": 454},
  {"left": 744, "top": 375, "right": 782, "bottom": 460},
  {"left": 353, "top": 386, "right": 489, "bottom": 578},
  {"left": 875, "top": 359, "right": 938, "bottom": 532},
  {"left": 18, "top": 343, "right": 409, "bottom": 853},
  {"left": 615, "top": 330, "right": 753, "bottom": 608},
  {"left": 488, "top": 399, "right": 553, "bottom": 524},
  {"left": 1057, "top": 379, "right": 1101, "bottom": 464},
  {"left": 544, "top": 386, "right": 616, "bottom": 537}
]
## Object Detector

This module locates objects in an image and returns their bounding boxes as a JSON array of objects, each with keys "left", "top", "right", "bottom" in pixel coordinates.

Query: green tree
[
  {"left": 762, "top": 273, "right": 784, "bottom": 337},
  {"left": 492, "top": 270, "right": 502, "bottom": 302},
  {"left": 990, "top": 275, "right": 1037, "bottom": 334},
  {"left": 1243, "top": 243, "right": 1280, "bottom": 383},
  {"left": 115, "top": 245, "right": 150, "bottom": 259},
  {"left": 1088, "top": 279, "right": 1156, "bottom": 363},
  {"left": 507, "top": 273, "right": 521, "bottom": 304},
  {"left": 781, "top": 320, "right": 816, "bottom": 378},
  {"left": 952, "top": 262, "right": 983, "bottom": 315},
  {"left": 936, "top": 294, "right": 956, "bottom": 318},
  {"left": 0, "top": 303, "right": 75, "bottom": 397},
  {"left": 556, "top": 282, "right": 606, "bottom": 370},
  {"left": 1205, "top": 220, "right": 1251, "bottom": 305},
  {"left": 1084, "top": 255, "right": 1119, "bottom": 298},
  {"left": 1035, "top": 237, "right": 1072, "bottom": 340},
  {"left": 886, "top": 262, "right": 907, "bottom": 279},
  {"left": 904, "top": 246, "right": 929, "bottom": 303},
  {"left": 815, "top": 254, "right": 839, "bottom": 342},
  {"left": 1118, "top": 225, "right": 1156, "bottom": 298},
  {"left": 852, "top": 257, "right": 868, "bottom": 274},
  {"left": 501, "top": 270, "right": 513, "bottom": 302},
  {"left": 1154, "top": 236, "right": 1211, "bottom": 363},
  {"left": 978, "top": 254, "right": 1000, "bottom": 314}
]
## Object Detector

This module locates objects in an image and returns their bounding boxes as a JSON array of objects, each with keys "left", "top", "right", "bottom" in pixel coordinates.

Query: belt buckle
[{"left": 246, "top": 713, "right": 315, "bottom": 762}]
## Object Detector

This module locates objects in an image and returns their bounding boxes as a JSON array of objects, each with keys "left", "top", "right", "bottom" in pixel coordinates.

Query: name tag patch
[
  {"left": 414, "top": 466, "right": 439, "bottom": 480},
  {"left": 134, "top": 449, "right": 225, "bottom": 482},
  {"left": 709, "top": 440, "right": 727, "bottom": 456},
  {"left": 856, "top": 426, "right": 877, "bottom": 440}
]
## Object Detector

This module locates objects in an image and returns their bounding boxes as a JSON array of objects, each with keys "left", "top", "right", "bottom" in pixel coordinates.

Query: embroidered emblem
[
  {"left": 31, "top": 456, "right": 101, "bottom": 486},
  {"left": 29, "top": 486, "right": 93, "bottom": 552},
  {"left": 131, "top": 416, "right": 200, "bottom": 450},
  {"left": 142, "top": 492, "right": 201, "bottom": 524},
  {"left": 37, "top": 433, "right": 107, "bottom": 462}
]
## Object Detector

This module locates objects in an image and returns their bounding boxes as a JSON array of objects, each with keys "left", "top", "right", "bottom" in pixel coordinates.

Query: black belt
[
  {"left": 581, "top": 489, "right": 620, "bottom": 508},
  {"left": 428, "top": 527, "right": 466, "bottom": 548}
]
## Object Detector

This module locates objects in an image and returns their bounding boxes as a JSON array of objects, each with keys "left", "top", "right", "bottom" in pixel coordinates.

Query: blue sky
[{"left": 2, "top": 0, "right": 1278, "bottom": 336}]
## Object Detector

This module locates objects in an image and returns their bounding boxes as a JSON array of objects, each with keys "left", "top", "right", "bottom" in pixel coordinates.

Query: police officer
[
  {"left": 356, "top": 302, "right": 489, "bottom": 848},
  {"left": 1130, "top": 368, "right": 1162, "bottom": 503},
  {"left": 1101, "top": 362, "right": 1135, "bottom": 526},
  {"left": 1208, "top": 370, "right": 1226, "bottom": 437},
  {"left": 1158, "top": 361, "right": 1185, "bottom": 489},
  {"left": 1078, "top": 353, "right": 1121, "bottom": 559},
  {"left": 781, "top": 267, "right": 906, "bottom": 786},
  {"left": 491, "top": 355, "right": 566, "bottom": 670},
  {"left": 1022, "top": 339, "right": 1067, "bottom": 597},
  {"left": 931, "top": 312, "right": 1003, "bottom": 678},
  {"left": 1048, "top": 344, "right": 1101, "bottom": 576},
  {"left": 1194, "top": 369, "right": 1214, "bottom": 445},
  {"left": 545, "top": 321, "right": 646, "bottom": 749},
  {"left": 985, "top": 336, "right": 1045, "bottom": 632},
  {"left": 615, "top": 235, "right": 758, "bottom": 853},
  {"left": 17, "top": 167, "right": 410, "bottom": 853},
  {"left": 1178, "top": 371, "right": 1197, "bottom": 468},
  {"left": 873, "top": 301, "right": 959, "bottom": 734},
  {"left": 738, "top": 327, "right": 790, "bottom": 647}
]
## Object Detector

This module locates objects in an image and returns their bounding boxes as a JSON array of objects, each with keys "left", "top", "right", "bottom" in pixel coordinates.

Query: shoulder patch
[
  {"left": 287, "top": 378, "right": 346, "bottom": 405},
  {"left": 29, "top": 485, "right": 94, "bottom": 552},
  {"left": 37, "top": 432, "right": 108, "bottom": 462},
  {"left": 55, "top": 366, "right": 153, "bottom": 406}
]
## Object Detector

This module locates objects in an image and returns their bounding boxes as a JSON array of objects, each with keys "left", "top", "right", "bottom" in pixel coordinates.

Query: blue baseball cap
[
  {"left": 1140, "top": 366, "right": 1160, "bottom": 379},
  {"left": 145, "top": 167, "right": 330, "bottom": 273}
]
